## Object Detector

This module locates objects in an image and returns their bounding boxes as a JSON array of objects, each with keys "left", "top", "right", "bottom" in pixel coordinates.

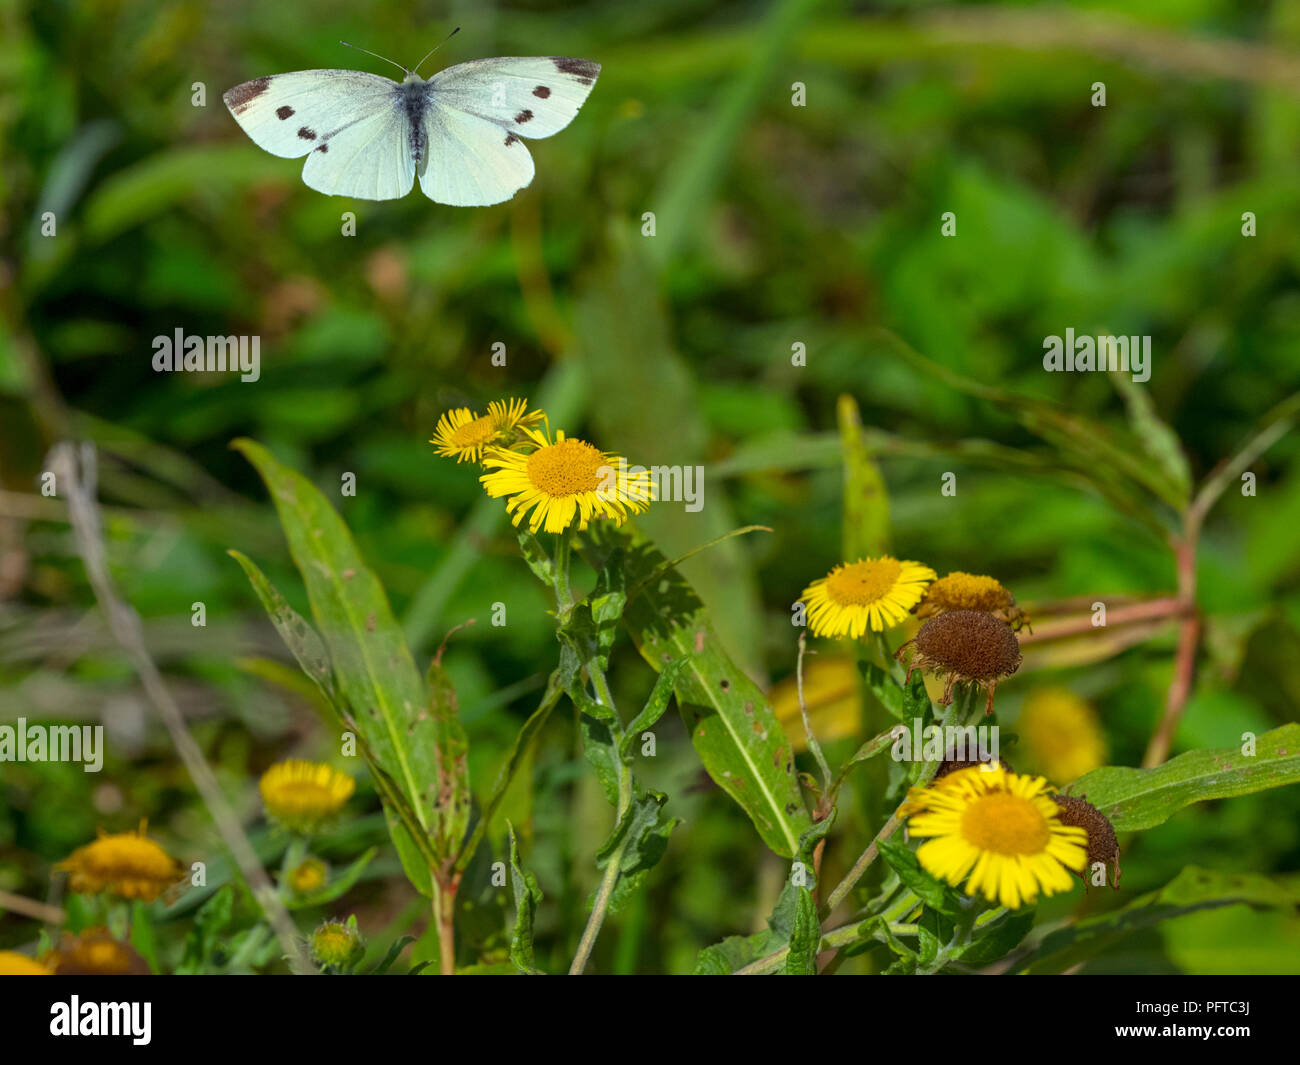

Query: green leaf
[
  {"left": 858, "top": 661, "right": 929, "bottom": 724},
  {"left": 620, "top": 657, "right": 687, "bottom": 760},
  {"left": 1016, "top": 866, "right": 1300, "bottom": 974},
  {"left": 507, "top": 823, "right": 544, "bottom": 975},
  {"left": 177, "top": 886, "right": 234, "bottom": 974},
  {"left": 954, "top": 909, "right": 1035, "bottom": 966},
  {"left": 232, "top": 439, "right": 454, "bottom": 889},
  {"left": 514, "top": 530, "right": 555, "bottom": 586},
  {"left": 1110, "top": 374, "right": 1192, "bottom": 500},
  {"left": 777, "top": 885, "right": 821, "bottom": 975},
  {"left": 584, "top": 524, "right": 813, "bottom": 858},
  {"left": 1064, "top": 723, "right": 1300, "bottom": 831},
  {"left": 228, "top": 550, "right": 339, "bottom": 709},
  {"left": 456, "top": 673, "right": 565, "bottom": 875},
  {"left": 830, "top": 725, "right": 901, "bottom": 797},
  {"left": 129, "top": 900, "right": 160, "bottom": 975},
  {"left": 426, "top": 653, "right": 471, "bottom": 862},
  {"left": 838, "top": 394, "right": 890, "bottom": 558},
  {"left": 369, "top": 935, "right": 415, "bottom": 975},
  {"left": 580, "top": 713, "right": 622, "bottom": 808},
  {"left": 877, "top": 838, "right": 965, "bottom": 917},
  {"left": 593, "top": 790, "right": 679, "bottom": 917},
  {"left": 693, "top": 879, "right": 804, "bottom": 975},
  {"left": 778, "top": 817, "right": 834, "bottom": 975}
]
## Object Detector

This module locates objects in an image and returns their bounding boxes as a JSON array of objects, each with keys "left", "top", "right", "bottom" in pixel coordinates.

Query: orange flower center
[
  {"left": 525, "top": 439, "right": 606, "bottom": 497},
  {"left": 961, "top": 793, "right": 1050, "bottom": 855},
  {"left": 450, "top": 416, "right": 497, "bottom": 448},
  {"left": 826, "top": 559, "right": 902, "bottom": 606}
]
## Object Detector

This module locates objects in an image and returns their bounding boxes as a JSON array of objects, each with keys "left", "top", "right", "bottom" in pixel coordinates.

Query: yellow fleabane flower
[
  {"left": 801, "top": 557, "right": 935, "bottom": 638},
  {"left": 259, "top": 760, "right": 354, "bottom": 834},
  {"left": 902, "top": 765, "right": 1087, "bottom": 909},
  {"left": 480, "top": 425, "right": 654, "bottom": 534},
  {"left": 430, "top": 398, "right": 542, "bottom": 463},
  {"left": 0, "top": 951, "right": 52, "bottom": 975},
  {"left": 58, "top": 824, "right": 182, "bottom": 902}
]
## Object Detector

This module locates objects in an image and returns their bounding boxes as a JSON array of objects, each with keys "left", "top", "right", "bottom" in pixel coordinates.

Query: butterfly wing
[
  {"left": 418, "top": 105, "right": 536, "bottom": 207},
  {"left": 418, "top": 57, "right": 600, "bottom": 206},
  {"left": 224, "top": 70, "right": 415, "bottom": 200}
]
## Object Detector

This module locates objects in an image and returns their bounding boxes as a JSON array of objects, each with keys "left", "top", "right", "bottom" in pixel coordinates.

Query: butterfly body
[{"left": 223, "top": 56, "right": 600, "bottom": 206}]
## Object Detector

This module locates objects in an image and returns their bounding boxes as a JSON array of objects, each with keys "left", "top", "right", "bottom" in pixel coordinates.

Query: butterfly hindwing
[
  {"left": 428, "top": 57, "right": 600, "bottom": 140},
  {"left": 302, "top": 105, "right": 416, "bottom": 200},
  {"left": 418, "top": 104, "right": 536, "bottom": 207}
]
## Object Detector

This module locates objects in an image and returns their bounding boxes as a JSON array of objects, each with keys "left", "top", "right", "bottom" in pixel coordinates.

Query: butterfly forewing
[
  {"left": 223, "top": 70, "right": 397, "bottom": 157},
  {"left": 428, "top": 57, "right": 600, "bottom": 140}
]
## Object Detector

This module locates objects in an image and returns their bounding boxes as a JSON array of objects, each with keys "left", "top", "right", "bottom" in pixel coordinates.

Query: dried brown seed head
[
  {"left": 1052, "top": 794, "right": 1121, "bottom": 889},
  {"left": 914, "top": 610, "right": 1022, "bottom": 681}
]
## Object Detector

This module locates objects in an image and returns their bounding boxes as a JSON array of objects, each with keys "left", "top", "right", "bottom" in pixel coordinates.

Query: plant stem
[
  {"left": 795, "top": 632, "right": 833, "bottom": 795},
  {"left": 431, "top": 874, "right": 458, "bottom": 975},
  {"left": 550, "top": 529, "right": 632, "bottom": 974},
  {"left": 1142, "top": 528, "right": 1200, "bottom": 767},
  {"left": 821, "top": 690, "right": 973, "bottom": 914}
]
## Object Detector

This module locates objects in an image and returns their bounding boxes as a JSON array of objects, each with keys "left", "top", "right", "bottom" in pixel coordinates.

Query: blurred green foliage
[{"left": 2, "top": 0, "right": 1299, "bottom": 973}]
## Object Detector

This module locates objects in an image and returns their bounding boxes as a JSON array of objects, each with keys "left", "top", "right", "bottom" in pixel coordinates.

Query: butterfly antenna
[
  {"left": 339, "top": 40, "right": 410, "bottom": 76},
  {"left": 412, "top": 27, "right": 460, "bottom": 76}
]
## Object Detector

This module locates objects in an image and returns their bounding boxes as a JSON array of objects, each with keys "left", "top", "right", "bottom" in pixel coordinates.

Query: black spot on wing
[
  {"left": 297, "top": 127, "right": 317, "bottom": 140},
  {"left": 533, "top": 86, "right": 551, "bottom": 99},
  {"left": 504, "top": 133, "right": 520, "bottom": 147},
  {"left": 276, "top": 105, "right": 295, "bottom": 120},
  {"left": 551, "top": 57, "right": 600, "bottom": 85},
  {"left": 316, "top": 143, "right": 329, "bottom": 153},
  {"left": 514, "top": 109, "right": 533, "bottom": 124},
  {"left": 224, "top": 76, "right": 271, "bottom": 114}
]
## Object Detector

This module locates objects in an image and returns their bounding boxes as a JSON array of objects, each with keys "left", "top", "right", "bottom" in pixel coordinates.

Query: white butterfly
[{"left": 223, "top": 36, "right": 599, "bottom": 206}]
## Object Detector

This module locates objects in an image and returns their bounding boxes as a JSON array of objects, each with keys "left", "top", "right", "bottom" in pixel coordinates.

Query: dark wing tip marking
[
  {"left": 532, "top": 86, "right": 551, "bottom": 98},
  {"left": 514, "top": 109, "right": 533, "bottom": 124},
  {"left": 551, "top": 57, "right": 600, "bottom": 84},
  {"left": 297, "top": 126, "right": 317, "bottom": 140},
  {"left": 276, "top": 105, "right": 295, "bottom": 120},
  {"left": 224, "top": 76, "right": 272, "bottom": 114}
]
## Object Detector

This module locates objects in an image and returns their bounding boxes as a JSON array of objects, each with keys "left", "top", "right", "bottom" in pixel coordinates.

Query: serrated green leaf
[
  {"left": 593, "top": 790, "right": 679, "bottom": 917},
  {"left": 694, "top": 879, "right": 804, "bottom": 975},
  {"left": 1017, "top": 866, "right": 1300, "bottom": 974},
  {"left": 507, "top": 823, "right": 544, "bottom": 975},
  {"left": 514, "top": 530, "right": 555, "bottom": 586},
  {"left": 777, "top": 885, "right": 821, "bottom": 975},
  {"left": 877, "top": 838, "right": 965, "bottom": 917},
  {"left": 954, "top": 909, "right": 1035, "bottom": 966},
  {"left": 620, "top": 657, "right": 687, "bottom": 760},
  {"left": 1065, "top": 723, "right": 1300, "bottom": 831},
  {"left": 580, "top": 713, "right": 622, "bottom": 808},
  {"left": 584, "top": 523, "right": 812, "bottom": 858}
]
